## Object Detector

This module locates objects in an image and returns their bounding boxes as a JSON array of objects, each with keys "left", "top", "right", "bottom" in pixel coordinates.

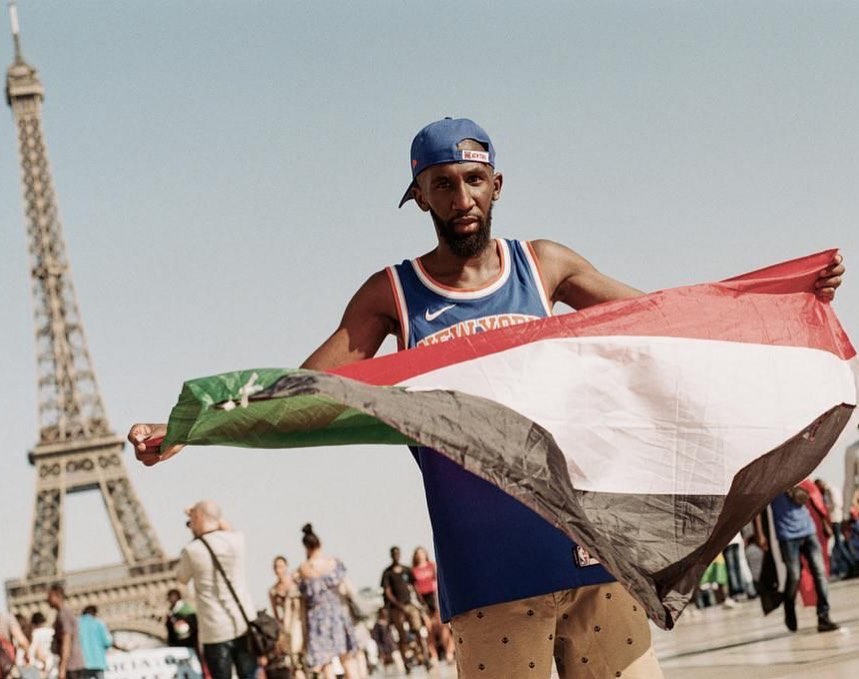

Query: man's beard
[{"left": 430, "top": 204, "right": 493, "bottom": 258}]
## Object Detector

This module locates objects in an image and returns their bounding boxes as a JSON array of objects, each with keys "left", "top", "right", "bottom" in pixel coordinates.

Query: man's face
[
  {"left": 46, "top": 590, "right": 60, "bottom": 610},
  {"left": 167, "top": 591, "right": 180, "bottom": 607},
  {"left": 390, "top": 547, "right": 400, "bottom": 564},
  {"left": 412, "top": 153, "right": 502, "bottom": 259},
  {"left": 185, "top": 505, "right": 204, "bottom": 537}
]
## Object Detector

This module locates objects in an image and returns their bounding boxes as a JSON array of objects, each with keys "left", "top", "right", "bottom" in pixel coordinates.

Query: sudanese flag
[{"left": 161, "top": 250, "right": 857, "bottom": 630}]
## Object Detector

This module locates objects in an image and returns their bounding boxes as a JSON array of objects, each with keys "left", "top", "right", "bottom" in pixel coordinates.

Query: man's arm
[
  {"left": 100, "top": 621, "right": 113, "bottom": 650},
  {"left": 9, "top": 618, "right": 29, "bottom": 652},
  {"left": 532, "top": 241, "right": 844, "bottom": 309},
  {"left": 130, "top": 270, "right": 398, "bottom": 464},
  {"left": 383, "top": 584, "right": 404, "bottom": 610},
  {"left": 58, "top": 629, "right": 71, "bottom": 679},
  {"left": 530, "top": 240, "right": 644, "bottom": 310},
  {"left": 380, "top": 571, "right": 401, "bottom": 610},
  {"left": 301, "top": 270, "right": 399, "bottom": 370},
  {"left": 752, "top": 513, "right": 769, "bottom": 552}
]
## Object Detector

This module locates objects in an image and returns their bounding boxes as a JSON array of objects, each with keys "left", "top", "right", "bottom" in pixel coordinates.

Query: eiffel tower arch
[{"left": 4, "top": 3, "right": 178, "bottom": 641}]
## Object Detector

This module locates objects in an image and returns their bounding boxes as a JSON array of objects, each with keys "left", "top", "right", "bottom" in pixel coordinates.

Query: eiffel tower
[{"left": 4, "top": 3, "right": 178, "bottom": 640}]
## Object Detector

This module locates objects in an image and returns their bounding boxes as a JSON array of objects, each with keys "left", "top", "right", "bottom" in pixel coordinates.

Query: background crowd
[
  {"left": 693, "top": 475, "right": 859, "bottom": 634},
  {"left": 4, "top": 478, "right": 859, "bottom": 679}
]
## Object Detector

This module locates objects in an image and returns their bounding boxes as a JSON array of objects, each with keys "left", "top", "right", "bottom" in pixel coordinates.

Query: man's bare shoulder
[
  {"left": 301, "top": 268, "right": 399, "bottom": 370},
  {"left": 529, "top": 238, "right": 588, "bottom": 264},
  {"left": 527, "top": 239, "right": 594, "bottom": 291},
  {"left": 528, "top": 238, "right": 642, "bottom": 309},
  {"left": 350, "top": 268, "right": 399, "bottom": 318}
]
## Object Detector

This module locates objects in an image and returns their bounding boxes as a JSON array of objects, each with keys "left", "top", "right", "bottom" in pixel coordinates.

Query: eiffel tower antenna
[
  {"left": 8, "top": 1, "right": 22, "bottom": 61},
  {"left": 4, "top": 3, "right": 178, "bottom": 640}
]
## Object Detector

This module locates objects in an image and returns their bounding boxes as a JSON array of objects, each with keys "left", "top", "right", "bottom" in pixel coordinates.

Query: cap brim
[{"left": 398, "top": 181, "right": 416, "bottom": 208}]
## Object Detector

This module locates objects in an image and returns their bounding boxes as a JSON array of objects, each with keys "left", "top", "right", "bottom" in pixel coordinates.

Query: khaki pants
[
  {"left": 450, "top": 582, "right": 663, "bottom": 678},
  {"left": 389, "top": 602, "right": 425, "bottom": 639}
]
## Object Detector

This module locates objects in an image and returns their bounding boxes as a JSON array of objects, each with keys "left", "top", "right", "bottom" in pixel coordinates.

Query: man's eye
[{"left": 467, "top": 175, "right": 483, "bottom": 184}]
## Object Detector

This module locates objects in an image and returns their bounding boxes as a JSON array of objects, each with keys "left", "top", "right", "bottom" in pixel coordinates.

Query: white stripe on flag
[{"left": 401, "top": 335, "right": 857, "bottom": 496}]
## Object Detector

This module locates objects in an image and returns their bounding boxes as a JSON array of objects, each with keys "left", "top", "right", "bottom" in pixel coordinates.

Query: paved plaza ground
[{"left": 655, "top": 577, "right": 859, "bottom": 678}]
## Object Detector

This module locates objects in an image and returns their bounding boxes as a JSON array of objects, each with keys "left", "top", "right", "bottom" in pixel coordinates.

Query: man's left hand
[{"left": 815, "top": 254, "right": 844, "bottom": 301}]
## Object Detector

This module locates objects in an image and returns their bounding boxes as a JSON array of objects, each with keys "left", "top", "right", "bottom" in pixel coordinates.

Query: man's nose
[{"left": 451, "top": 181, "right": 475, "bottom": 211}]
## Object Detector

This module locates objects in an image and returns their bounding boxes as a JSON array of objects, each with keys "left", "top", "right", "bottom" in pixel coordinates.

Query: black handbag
[{"left": 198, "top": 535, "right": 280, "bottom": 657}]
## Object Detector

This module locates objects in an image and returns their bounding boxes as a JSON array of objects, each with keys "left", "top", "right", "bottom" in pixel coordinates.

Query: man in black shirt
[{"left": 381, "top": 546, "right": 429, "bottom": 672}]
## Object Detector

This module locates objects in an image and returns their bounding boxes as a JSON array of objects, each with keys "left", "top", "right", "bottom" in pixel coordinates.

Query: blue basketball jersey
[{"left": 387, "top": 238, "right": 615, "bottom": 622}]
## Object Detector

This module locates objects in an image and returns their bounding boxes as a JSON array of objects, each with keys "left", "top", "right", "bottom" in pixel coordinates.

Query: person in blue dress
[{"left": 296, "top": 524, "right": 358, "bottom": 679}]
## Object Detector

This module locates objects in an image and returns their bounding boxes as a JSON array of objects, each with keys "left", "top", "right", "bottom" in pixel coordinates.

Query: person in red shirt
[{"left": 411, "top": 547, "right": 454, "bottom": 664}]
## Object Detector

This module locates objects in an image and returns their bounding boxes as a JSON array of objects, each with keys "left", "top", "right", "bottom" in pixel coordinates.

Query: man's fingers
[
  {"left": 128, "top": 423, "right": 176, "bottom": 465},
  {"left": 128, "top": 423, "right": 151, "bottom": 445},
  {"left": 134, "top": 445, "right": 183, "bottom": 466},
  {"left": 135, "top": 450, "right": 161, "bottom": 467},
  {"left": 815, "top": 275, "right": 841, "bottom": 289},
  {"left": 819, "top": 255, "right": 844, "bottom": 278}
]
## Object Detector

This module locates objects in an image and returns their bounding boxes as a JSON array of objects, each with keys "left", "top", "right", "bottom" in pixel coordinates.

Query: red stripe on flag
[{"left": 331, "top": 251, "right": 854, "bottom": 386}]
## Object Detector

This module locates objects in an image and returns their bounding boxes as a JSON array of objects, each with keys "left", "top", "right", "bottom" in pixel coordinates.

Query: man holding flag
[{"left": 130, "top": 117, "right": 845, "bottom": 678}]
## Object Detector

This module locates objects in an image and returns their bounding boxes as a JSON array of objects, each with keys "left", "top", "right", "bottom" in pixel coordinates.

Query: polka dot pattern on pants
[{"left": 449, "top": 582, "right": 662, "bottom": 678}]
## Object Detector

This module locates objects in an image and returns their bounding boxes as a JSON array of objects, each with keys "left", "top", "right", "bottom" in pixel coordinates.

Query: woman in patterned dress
[
  {"left": 268, "top": 555, "right": 306, "bottom": 678},
  {"left": 296, "top": 524, "right": 359, "bottom": 679}
]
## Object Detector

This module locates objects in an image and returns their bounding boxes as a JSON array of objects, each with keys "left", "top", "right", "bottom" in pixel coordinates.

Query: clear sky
[{"left": 2, "top": 1, "right": 858, "bottom": 612}]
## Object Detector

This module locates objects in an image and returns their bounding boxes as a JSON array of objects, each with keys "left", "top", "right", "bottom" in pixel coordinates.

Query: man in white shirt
[{"left": 176, "top": 500, "right": 256, "bottom": 679}]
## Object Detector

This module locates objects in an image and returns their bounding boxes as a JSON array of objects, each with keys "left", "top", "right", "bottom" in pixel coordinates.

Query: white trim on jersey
[
  {"left": 386, "top": 266, "right": 410, "bottom": 349},
  {"left": 520, "top": 240, "right": 553, "bottom": 316},
  {"left": 410, "top": 238, "right": 512, "bottom": 300}
]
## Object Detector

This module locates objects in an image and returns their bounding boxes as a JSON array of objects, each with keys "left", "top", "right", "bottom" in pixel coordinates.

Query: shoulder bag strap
[{"left": 197, "top": 535, "right": 252, "bottom": 626}]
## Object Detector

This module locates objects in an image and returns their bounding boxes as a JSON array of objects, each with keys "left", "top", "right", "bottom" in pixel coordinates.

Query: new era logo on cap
[
  {"left": 460, "top": 149, "right": 490, "bottom": 162},
  {"left": 398, "top": 117, "right": 496, "bottom": 208}
]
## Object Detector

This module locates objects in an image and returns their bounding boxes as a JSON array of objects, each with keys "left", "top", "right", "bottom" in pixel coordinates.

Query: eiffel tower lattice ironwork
[{"left": 4, "top": 3, "right": 177, "bottom": 639}]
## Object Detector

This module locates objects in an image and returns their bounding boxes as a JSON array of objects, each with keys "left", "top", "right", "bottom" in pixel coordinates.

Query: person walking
[
  {"left": 22, "top": 612, "right": 54, "bottom": 679},
  {"left": 381, "top": 547, "right": 429, "bottom": 673},
  {"left": 176, "top": 500, "right": 257, "bottom": 679},
  {"left": 165, "top": 589, "right": 199, "bottom": 651},
  {"left": 77, "top": 606, "right": 112, "bottom": 679},
  {"left": 296, "top": 525, "right": 358, "bottom": 679},
  {"left": 754, "top": 487, "right": 840, "bottom": 633},
  {"left": 411, "top": 546, "right": 453, "bottom": 664},
  {"left": 1, "top": 610, "right": 30, "bottom": 679},
  {"left": 268, "top": 555, "right": 306, "bottom": 678},
  {"left": 47, "top": 584, "right": 84, "bottom": 679}
]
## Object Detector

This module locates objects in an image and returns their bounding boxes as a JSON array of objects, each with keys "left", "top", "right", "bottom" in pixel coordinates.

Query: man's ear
[{"left": 492, "top": 171, "right": 504, "bottom": 201}]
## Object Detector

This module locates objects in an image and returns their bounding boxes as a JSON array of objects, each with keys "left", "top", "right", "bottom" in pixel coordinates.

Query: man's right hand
[{"left": 127, "top": 423, "right": 185, "bottom": 466}]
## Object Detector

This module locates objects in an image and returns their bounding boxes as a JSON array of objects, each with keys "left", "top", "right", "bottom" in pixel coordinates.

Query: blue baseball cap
[{"left": 398, "top": 117, "right": 496, "bottom": 208}]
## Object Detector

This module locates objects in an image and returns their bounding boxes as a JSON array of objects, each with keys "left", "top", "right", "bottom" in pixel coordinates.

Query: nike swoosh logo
[{"left": 425, "top": 304, "right": 456, "bottom": 322}]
